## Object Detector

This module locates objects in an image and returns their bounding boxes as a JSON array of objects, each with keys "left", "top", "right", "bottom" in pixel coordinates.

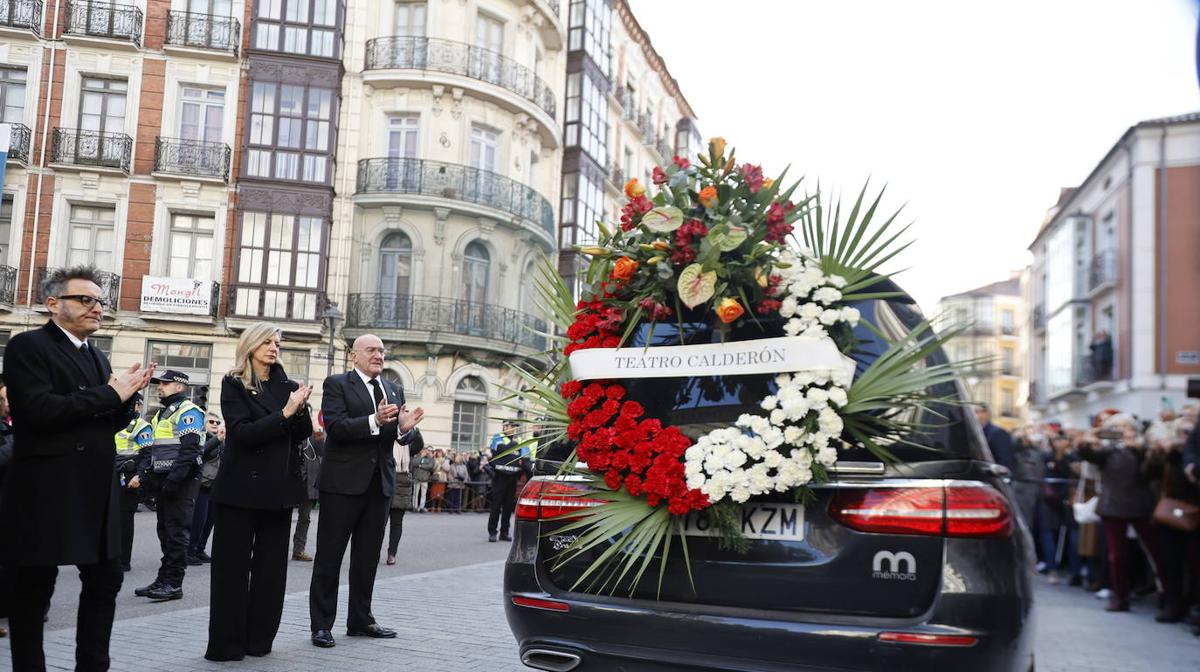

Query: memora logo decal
[{"left": 872, "top": 550, "right": 917, "bottom": 581}]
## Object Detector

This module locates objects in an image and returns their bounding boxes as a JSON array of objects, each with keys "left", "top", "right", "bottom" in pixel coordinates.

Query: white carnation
[
  {"left": 817, "top": 446, "right": 838, "bottom": 467},
  {"left": 783, "top": 425, "right": 804, "bottom": 444},
  {"left": 813, "top": 286, "right": 843, "bottom": 304},
  {"left": 828, "top": 274, "right": 847, "bottom": 288},
  {"left": 779, "top": 296, "right": 799, "bottom": 318},
  {"left": 827, "top": 387, "right": 848, "bottom": 407},
  {"left": 840, "top": 307, "right": 861, "bottom": 325},
  {"left": 820, "top": 308, "right": 842, "bottom": 325},
  {"left": 799, "top": 302, "right": 823, "bottom": 320}
]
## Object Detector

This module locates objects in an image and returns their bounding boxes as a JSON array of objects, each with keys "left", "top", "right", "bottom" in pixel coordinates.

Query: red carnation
[
  {"left": 672, "top": 156, "right": 690, "bottom": 169},
  {"left": 652, "top": 166, "right": 668, "bottom": 185}
]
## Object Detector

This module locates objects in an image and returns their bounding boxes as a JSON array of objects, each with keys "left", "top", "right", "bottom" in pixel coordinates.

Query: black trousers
[
  {"left": 155, "top": 479, "right": 199, "bottom": 587},
  {"left": 387, "top": 508, "right": 406, "bottom": 556},
  {"left": 189, "top": 486, "right": 216, "bottom": 555},
  {"left": 205, "top": 504, "right": 292, "bottom": 661},
  {"left": 488, "top": 474, "right": 519, "bottom": 536},
  {"left": 118, "top": 486, "right": 139, "bottom": 568},
  {"left": 8, "top": 559, "right": 124, "bottom": 672},
  {"left": 309, "top": 472, "right": 389, "bottom": 632}
]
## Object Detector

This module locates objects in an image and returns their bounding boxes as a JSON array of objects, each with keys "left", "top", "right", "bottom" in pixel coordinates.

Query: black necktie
[
  {"left": 78, "top": 343, "right": 102, "bottom": 384},
  {"left": 369, "top": 378, "right": 383, "bottom": 409}
]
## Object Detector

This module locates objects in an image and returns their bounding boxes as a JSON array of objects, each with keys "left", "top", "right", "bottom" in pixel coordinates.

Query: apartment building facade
[
  {"left": 936, "top": 276, "right": 1025, "bottom": 431},
  {"left": 1026, "top": 112, "right": 1200, "bottom": 427},
  {"left": 555, "top": 0, "right": 700, "bottom": 294}
]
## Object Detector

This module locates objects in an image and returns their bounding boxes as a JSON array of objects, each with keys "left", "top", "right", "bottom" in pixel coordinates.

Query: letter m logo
[{"left": 872, "top": 550, "right": 916, "bottom": 574}]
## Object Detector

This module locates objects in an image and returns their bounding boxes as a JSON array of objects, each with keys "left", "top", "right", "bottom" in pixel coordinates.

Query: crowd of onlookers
[{"left": 990, "top": 402, "right": 1200, "bottom": 631}]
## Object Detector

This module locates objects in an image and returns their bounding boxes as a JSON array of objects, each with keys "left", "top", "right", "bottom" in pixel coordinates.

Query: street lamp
[{"left": 324, "top": 301, "right": 343, "bottom": 374}]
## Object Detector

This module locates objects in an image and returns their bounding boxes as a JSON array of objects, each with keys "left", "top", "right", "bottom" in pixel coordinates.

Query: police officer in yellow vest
[
  {"left": 132, "top": 370, "right": 206, "bottom": 601},
  {"left": 114, "top": 393, "right": 153, "bottom": 572}
]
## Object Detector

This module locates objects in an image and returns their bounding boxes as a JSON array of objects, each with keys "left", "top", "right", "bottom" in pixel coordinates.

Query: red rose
[{"left": 652, "top": 166, "right": 668, "bottom": 185}]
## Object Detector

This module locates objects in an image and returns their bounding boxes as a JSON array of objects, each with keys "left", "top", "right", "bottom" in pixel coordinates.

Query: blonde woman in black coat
[{"left": 205, "top": 323, "right": 313, "bottom": 661}]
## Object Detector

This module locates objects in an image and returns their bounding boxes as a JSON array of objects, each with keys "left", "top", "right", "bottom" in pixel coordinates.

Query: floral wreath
[{"left": 509, "top": 138, "right": 970, "bottom": 595}]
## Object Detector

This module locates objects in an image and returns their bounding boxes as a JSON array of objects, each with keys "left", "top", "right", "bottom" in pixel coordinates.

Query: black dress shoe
[
  {"left": 499, "top": 533, "right": 513, "bottom": 542},
  {"left": 146, "top": 585, "right": 183, "bottom": 601},
  {"left": 195, "top": 550, "right": 212, "bottom": 563},
  {"left": 311, "top": 630, "right": 336, "bottom": 648},
  {"left": 488, "top": 533, "right": 498, "bottom": 542},
  {"left": 347, "top": 623, "right": 397, "bottom": 639},
  {"left": 187, "top": 555, "right": 202, "bottom": 566},
  {"left": 134, "top": 581, "right": 163, "bottom": 597}
]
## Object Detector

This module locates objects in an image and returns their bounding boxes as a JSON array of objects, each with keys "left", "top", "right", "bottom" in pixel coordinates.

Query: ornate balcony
[
  {"left": 35, "top": 267, "right": 121, "bottom": 309},
  {"left": 345, "top": 293, "right": 548, "bottom": 352},
  {"left": 0, "top": 265, "right": 17, "bottom": 306},
  {"left": 165, "top": 10, "right": 240, "bottom": 57},
  {"left": 5, "top": 123, "right": 31, "bottom": 164},
  {"left": 656, "top": 137, "right": 672, "bottom": 159},
  {"left": 64, "top": 0, "right": 142, "bottom": 46},
  {"left": 1088, "top": 249, "right": 1117, "bottom": 294},
  {"left": 610, "top": 164, "right": 624, "bottom": 186},
  {"left": 364, "top": 36, "right": 556, "bottom": 120},
  {"left": 0, "top": 0, "right": 42, "bottom": 35},
  {"left": 153, "top": 137, "right": 231, "bottom": 181},
  {"left": 622, "top": 103, "right": 637, "bottom": 122},
  {"left": 51, "top": 128, "right": 133, "bottom": 173},
  {"left": 228, "top": 284, "right": 325, "bottom": 322},
  {"left": 356, "top": 157, "right": 555, "bottom": 240}
]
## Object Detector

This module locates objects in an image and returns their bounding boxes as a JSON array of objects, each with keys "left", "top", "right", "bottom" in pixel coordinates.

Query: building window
[
  {"left": 451, "top": 376, "right": 487, "bottom": 452},
  {"left": 90, "top": 335, "right": 113, "bottom": 360},
  {"left": 568, "top": 0, "right": 610, "bottom": 76},
  {"left": 0, "top": 195, "right": 12, "bottom": 267},
  {"left": 179, "top": 87, "right": 225, "bottom": 143},
  {"left": 560, "top": 169, "right": 604, "bottom": 250},
  {"left": 622, "top": 146, "right": 634, "bottom": 180},
  {"left": 378, "top": 232, "right": 411, "bottom": 296},
  {"left": 1001, "top": 347, "right": 1015, "bottom": 375},
  {"left": 168, "top": 213, "right": 216, "bottom": 280},
  {"left": 244, "top": 82, "right": 334, "bottom": 184},
  {"left": 146, "top": 340, "right": 213, "bottom": 410},
  {"left": 255, "top": 0, "right": 339, "bottom": 58},
  {"left": 469, "top": 125, "right": 499, "bottom": 200},
  {"left": 564, "top": 69, "right": 608, "bottom": 166},
  {"left": 394, "top": 1, "right": 426, "bottom": 36},
  {"left": 67, "top": 205, "right": 116, "bottom": 271},
  {"left": 1000, "top": 309, "right": 1014, "bottom": 334},
  {"left": 462, "top": 241, "right": 489, "bottom": 305},
  {"left": 1000, "top": 388, "right": 1015, "bottom": 418},
  {"left": 381, "top": 368, "right": 407, "bottom": 396},
  {"left": 79, "top": 78, "right": 127, "bottom": 135},
  {"left": 0, "top": 67, "right": 27, "bottom": 123},
  {"left": 279, "top": 348, "right": 310, "bottom": 382},
  {"left": 235, "top": 211, "right": 325, "bottom": 321}
]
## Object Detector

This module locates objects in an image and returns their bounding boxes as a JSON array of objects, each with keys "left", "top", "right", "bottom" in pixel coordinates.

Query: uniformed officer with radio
[
  {"left": 113, "top": 393, "right": 153, "bottom": 571},
  {"left": 132, "top": 370, "right": 206, "bottom": 601}
]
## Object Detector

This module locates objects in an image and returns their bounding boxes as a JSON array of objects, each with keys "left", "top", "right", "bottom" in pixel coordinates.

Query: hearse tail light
[{"left": 516, "top": 480, "right": 604, "bottom": 521}]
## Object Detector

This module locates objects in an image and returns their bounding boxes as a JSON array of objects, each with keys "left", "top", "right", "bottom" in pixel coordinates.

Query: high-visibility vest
[
  {"left": 150, "top": 399, "right": 203, "bottom": 448},
  {"left": 114, "top": 418, "right": 152, "bottom": 456}
]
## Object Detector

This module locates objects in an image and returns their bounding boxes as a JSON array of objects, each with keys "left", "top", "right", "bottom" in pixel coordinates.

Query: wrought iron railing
[
  {"left": 6, "top": 123, "right": 31, "bottom": 163},
  {"left": 35, "top": 267, "right": 121, "bottom": 309},
  {"left": 51, "top": 128, "right": 133, "bottom": 172},
  {"left": 345, "top": 293, "right": 549, "bottom": 351},
  {"left": 1088, "top": 249, "right": 1117, "bottom": 292},
  {"left": 538, "top": 0, "right": 560, "bottom": 20},
  {"left": 0, "top": 265, "right": 17, "bottom": 305},
  {"left": 165, "top": 10, "right": 239, "bottom": 56},
  {"left": 64, "top": 0, "right": 142, "bottom": 45},
  {"left": 227, "top": 284, "right": 324, "bottom": 322},
  {"left": 1076, "top": 354, "right": 1113, "bottom": 387},
  {"left": 154, "top": 137, "right": 231, "bottom": 181},
  {"left": 0, "top": 0, "right": 42, "bottom": 33},
  {"left": 356, "top": 157, "right": 555, "bottom": 239},
  {"left": 364, "top": 36, "right": 556, "bottom": 120},
  {"left": 610, "top": 164, "right": 624, "bottom": 186},
  {"left": 622, "top": 103, "right": 637, "bottom": 122},
  {"left": 656, "top": 137, "right": 672, "bottom": 158}
]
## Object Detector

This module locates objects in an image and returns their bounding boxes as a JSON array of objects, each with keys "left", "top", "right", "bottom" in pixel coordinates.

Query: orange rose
[
  {"left": 611, "top": 256, "right": 639, "bottom": 281},
  {"left": 762, "top": 178, "right": 775, "bottom": 191},
  {"left": 716, "top": 297, "right": 745, "bottom": 324},
  {"left": 624, "top": 178, "right": 646, "bottom": 199},
  {"left": 698, "top": 185, "right": 718, "bottom": 209}
]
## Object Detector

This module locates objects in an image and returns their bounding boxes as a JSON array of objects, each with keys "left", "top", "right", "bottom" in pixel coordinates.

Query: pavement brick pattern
[{"left": 3, "top": 561, "right": 1196, "bottom": 671}]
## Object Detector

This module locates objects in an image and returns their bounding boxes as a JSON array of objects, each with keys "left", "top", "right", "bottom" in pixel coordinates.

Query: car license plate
[{"left": 680, "top": 503, "right": 805, "bottom": 541}]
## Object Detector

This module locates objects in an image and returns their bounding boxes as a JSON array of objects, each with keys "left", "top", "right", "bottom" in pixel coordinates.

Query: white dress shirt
[
  {"left": 353, "top": 367, "right": 387, "bottom": 435},
  {"left": 55, "top": 322, "right": 88, "bottom": 350}
]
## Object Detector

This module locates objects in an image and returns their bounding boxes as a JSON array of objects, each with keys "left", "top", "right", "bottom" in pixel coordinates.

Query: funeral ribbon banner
[{"left": 568, "top": 336, "right": 857, "bottom": 381}]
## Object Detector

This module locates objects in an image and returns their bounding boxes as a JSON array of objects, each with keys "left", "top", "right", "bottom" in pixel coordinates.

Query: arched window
[
  {"left": 460, "top": 242, "right": 490, "bottom": 334},
  {"left": 451, "top": 376, "right": 487, "bottom": 452},
  {"left": 378, "top": 232, "right": 412, "bottom": 296},
  {"left": 381, "top": 368, "right": 406, "bottom": 398},
  {"left": 377, "top": 232, "right": 412, "bottom": 327}
]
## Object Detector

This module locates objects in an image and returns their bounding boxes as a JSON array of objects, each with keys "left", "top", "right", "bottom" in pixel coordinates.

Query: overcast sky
[{"left": 627, "top": 0, "right": 1200, "bottom": 312}]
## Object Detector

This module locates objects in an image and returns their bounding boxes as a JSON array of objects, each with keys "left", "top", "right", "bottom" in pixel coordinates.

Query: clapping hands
[
  {"left": 374, "top": 399, "right": 424, "bottom": 432},
  {"left": 283, "top": 384, "right": 313, "bottom": 419},
  {"left": 109, "top": 362, "right": 155, "bottom": 402}
]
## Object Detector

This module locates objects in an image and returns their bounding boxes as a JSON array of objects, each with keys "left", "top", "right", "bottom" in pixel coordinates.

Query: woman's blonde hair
[{"left": 230, "top": 322, "right": 282, "bottom": 388}]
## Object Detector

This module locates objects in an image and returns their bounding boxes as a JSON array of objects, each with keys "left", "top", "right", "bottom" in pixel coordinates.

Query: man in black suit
[
  {"left": 976, "top": 404, "right": 1015, "bottom": 473},
  {"left": 0, "top": 266, "right": 154, "bottom": 671},
  {"left": 309, "top": 334, "right": 424, "bottom": 648}
]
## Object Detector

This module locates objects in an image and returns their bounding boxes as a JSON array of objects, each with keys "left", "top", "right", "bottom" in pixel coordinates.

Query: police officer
[
  {"left": 114, "top": 393, "right": 153, "bottom": 572},
  {"left": 132, "top": 370, "right": 206, "bottom": 601},
  {"left": 486, "top": 420, "right": 530, "bottom": 542}
]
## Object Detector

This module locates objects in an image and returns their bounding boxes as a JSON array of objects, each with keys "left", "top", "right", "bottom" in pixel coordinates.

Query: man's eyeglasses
[{"left": 57, "top": 295, "right": 109, "bottom": 309}]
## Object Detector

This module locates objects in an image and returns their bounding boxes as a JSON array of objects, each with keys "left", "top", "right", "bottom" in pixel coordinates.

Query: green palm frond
[
  {"left": 531, "top": 253, "right": 578, "bottom": 332},
  {"left": 800, "top": 182, "right": 912, "bottom": 301},
  {"left": 548, "top": 472, "right": 691, "bottom": 598},
  {"left": 841, "top": 321, "right": 978, "bottom": 461}
]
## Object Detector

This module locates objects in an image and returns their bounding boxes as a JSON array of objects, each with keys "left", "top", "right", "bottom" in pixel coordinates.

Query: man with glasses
[{"left": 0, "top": 266, "right": 154, "bottom": 671}]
